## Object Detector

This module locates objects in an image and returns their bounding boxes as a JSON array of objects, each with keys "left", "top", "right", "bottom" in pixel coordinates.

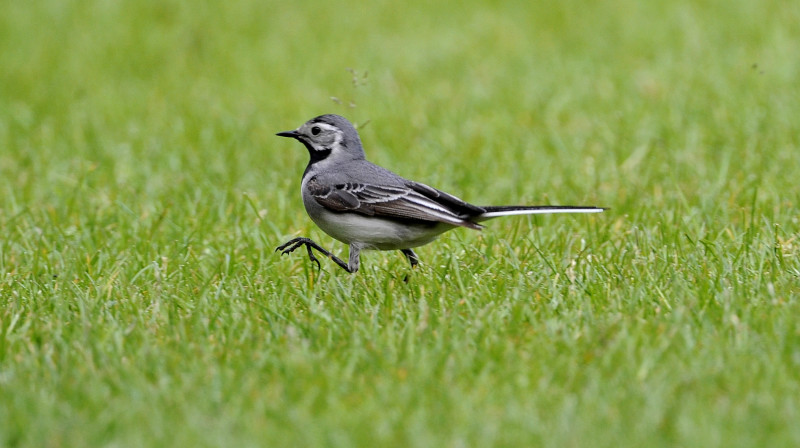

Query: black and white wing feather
[{"left": 306, "top": 176, "right": 485, "bottom": 230}]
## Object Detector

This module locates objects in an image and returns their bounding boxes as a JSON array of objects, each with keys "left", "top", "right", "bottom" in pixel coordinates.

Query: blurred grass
[{"left": 1, "top": 0, "right": 800, "bottom": 446}]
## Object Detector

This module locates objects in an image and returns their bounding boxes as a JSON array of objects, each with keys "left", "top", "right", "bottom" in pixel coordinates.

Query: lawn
[{"left": 1, "top": 0, "right": 799, "bottom": 446}]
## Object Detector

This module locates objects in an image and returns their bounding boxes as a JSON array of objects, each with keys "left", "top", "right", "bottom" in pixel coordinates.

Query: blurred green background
[{"left": 1, "top": 0, "right": 799, "bottom": 446}]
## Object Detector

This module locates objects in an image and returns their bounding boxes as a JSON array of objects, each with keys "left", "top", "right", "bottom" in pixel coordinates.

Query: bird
[{"left": 275, "top": 114, "right": 604, "bottom": 273}]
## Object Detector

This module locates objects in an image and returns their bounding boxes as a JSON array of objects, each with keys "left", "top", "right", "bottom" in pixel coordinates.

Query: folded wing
[{"left": 306, "top": 176, "right": 484, "bottom": 230}]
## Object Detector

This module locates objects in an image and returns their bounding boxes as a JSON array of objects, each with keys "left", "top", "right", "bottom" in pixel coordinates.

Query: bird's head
[{"left": 277, "top": 114, "right": 366, "bottom": 161}]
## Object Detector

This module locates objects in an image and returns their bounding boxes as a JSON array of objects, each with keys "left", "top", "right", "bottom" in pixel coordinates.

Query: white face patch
[{"left": 300, "top": 122, "right": 342, "bottom": 151}]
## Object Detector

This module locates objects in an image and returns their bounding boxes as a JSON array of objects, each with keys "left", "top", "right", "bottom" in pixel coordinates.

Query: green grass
[{"left": 2, "top": 0, "right": 800, "bottom": 446}]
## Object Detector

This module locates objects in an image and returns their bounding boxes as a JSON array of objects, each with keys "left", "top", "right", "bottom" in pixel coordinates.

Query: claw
[
  {"left": 305, "top": 244, "right": 322, "bottom": 270},
  {"left": 276, "top": 238, "right": 306, "bottom": 256},
  {"left": 275, "top": 237, "right": 353, "bottom": 273}
]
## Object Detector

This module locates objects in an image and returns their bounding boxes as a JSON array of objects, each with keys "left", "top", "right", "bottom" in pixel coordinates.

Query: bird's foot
[
  {"left": 276, "top": 237, "right": 352, "bottom": 273},
  {"left": 276, "top": 237, "right": 322, "bottom": 270}
]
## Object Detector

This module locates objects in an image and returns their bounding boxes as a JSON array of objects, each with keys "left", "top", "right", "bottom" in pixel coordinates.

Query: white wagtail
[{"left": 276, "top": 114, "right": 605, "bottom": 273}]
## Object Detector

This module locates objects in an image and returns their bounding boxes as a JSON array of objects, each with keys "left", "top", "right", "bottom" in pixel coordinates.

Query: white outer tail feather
[{"left": 479, "top": 207, "right": 605, "bottom": 219}]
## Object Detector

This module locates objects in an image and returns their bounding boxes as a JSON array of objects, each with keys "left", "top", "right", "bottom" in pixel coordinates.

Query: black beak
[{"left": 276, "top": 130, "right": 299, "bottom": 139}]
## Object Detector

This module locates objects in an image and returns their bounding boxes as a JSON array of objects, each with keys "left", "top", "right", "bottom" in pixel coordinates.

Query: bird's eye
[{"left": 311, "top": 126, "right": 321, "bottom": 135}]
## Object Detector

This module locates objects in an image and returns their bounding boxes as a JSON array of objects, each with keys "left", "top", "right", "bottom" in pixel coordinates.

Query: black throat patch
[
  {"left": 297, "top": 138, "right": 332, "bottom": 162},
  {"left": 299, "top": 139, "right": 333, "bottom": 179}
]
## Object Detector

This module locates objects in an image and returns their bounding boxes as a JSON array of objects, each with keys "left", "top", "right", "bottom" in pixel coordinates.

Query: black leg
[
  {"left": 276, "top": 237, "right": 353, "bottom": 273},
  {"left": 401, "top": 249, "right": 419, "bottom": 268}
]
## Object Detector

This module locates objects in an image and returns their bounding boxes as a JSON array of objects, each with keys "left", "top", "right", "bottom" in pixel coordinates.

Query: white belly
[{"left": 303, "top": 196, "right": 451, "bottom": 250}]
